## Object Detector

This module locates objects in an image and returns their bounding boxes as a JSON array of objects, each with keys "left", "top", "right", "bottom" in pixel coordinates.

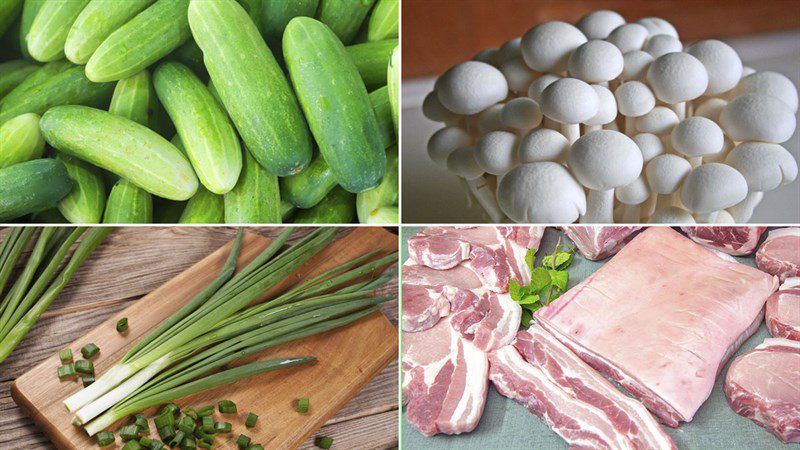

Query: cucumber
[
  {"left": 346, "top": 39, "right": 397, "bottom": 90},
  {"left": 40, "top": 105, "right": 198, "bottom": 200},
  {"left": 356, "top": 145, "right": 397, "bottom": 223},
  {"left": 56, "top": 153, "right": 106, "bottom": 223},
  {"left": 0, "top": 59, "right": 70, "bottom": 103},
  {"left": 0, "top": 113, "right": 44, "bottom": 168},
  {"left": 64, "top": 0, "right": 153, "bottom": 64},
  {"left": 25, "top": 0, "right": 90, "bottom": 62},
  {"left": 19, "top": 0, "right": 45, "bottom": 60},
  {"left": 284, "top": 17, "right": 386, "bottom": 193},
  {"left": 103, "top": 179, "right": 152, "bottom": 223},
  {"left": 237, "top": 0, "right": 262, "bottom": 32},
  {"left": 166, "top": 39, "right": 208, "bottom": 81},
  {"left": 188, "top": 0, "right": 312, "bottom": 176},
  {"left": 30, "top": 207, "right": 67, "bottom": 223},
  {"left": 179, "top": 186, "right": 223, "bottom": 223},
  {"left": 109, "top": 70, "right": 152, "bottom": 126},
  {"left": 260, "top": 0, "right": 318, "bottom": 55},
  {"left": 294, "top": 186, "right": 355, "bottom": 223},
  {"left": 280, "top": 151, "right": 337, "bottom": 209},
  {"left": 0, "top": 60, "right": 38, "bottom": 97},
  {"left": 280, "top": 199, "right": 295, "bottom": 221},
  {"left": 85, "top": 0, "right": 191, "bottom": 82},
  {"left": 367, "top": 0, "right": 397, "bottom": 41},
  {"left": 370, "top": 85, "right": 396, "bottom": 148},
  {"left": 0, "top": 65, "right": 114, "bottom": 125},
  {"left": 0, "top": 158, "right": 73, "bottom": 222},
  {"left": 316, "top": 0, "right": 375, "bottom": 45},
  {"left": 0, "top": 0, "right": 23, "bottom": 38},
  {"left": 153, "top": 61, "right": 242, "bottom": 194},
  {"left": 387, "top": 44, "right": 398, "bottom": 132},
  {"left": 224, "top": 147, "right": 281, "bottom": 224}
]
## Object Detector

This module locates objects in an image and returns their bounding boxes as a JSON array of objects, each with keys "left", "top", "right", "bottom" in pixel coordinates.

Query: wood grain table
[{"left": 0, "top": 226, "right": 399, "bottom": 450}]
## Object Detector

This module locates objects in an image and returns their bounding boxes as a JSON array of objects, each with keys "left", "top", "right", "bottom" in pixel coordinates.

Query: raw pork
[
  {"left": 536, "top": 227, "right": 778, "bottom": 426},
  {"left": 402, "top": 317, "right": 489, "bottom": 436},
  {"left": 756, "top": 227, "right": 800, "bottom": 281},
  {"left": 449, "top": 292, "right": 520, "bottom": 352},
  {"left": 402, "top": 263, "right": 481, "bottom": 332},
  {"left": 725, "top": 338, "right": 800, "bottom": 443},
  {"left": 681, "top": 226, "right": 767, "bottom": 256},
  {"left": 562, "top": 226, "right": 642, "bottom": 261},
  {"left": 765, "top": 278, "right": 800, "bottom": 340}
]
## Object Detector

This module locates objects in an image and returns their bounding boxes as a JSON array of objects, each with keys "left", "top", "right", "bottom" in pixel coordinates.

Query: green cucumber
[
  {"left": 369, "top": 85, "right": 396, "bottom": 149},
  {"left": 0, "top": 59, "right": 71, "bottom": 104},
  {"left": 56, "top": 153, "right": 106, "bottom": 223},
  {"left": 166, "top": 39, "right": 207, "bottom": 81},
  {"left": 153, "top": 61, "right": 242, "bottom": 194},
  {"left": 346, "top": 39, "right": 397, "bottom": 90},
  {"left": 237, "top": 0, "right": 262, "bottom": 32},
  {"left": 179, "top": 186, "right": 223, "bottom": 223},
  {"left": 109, "top": 70, "right": 152, "bottom": 126},
  {"left": 284, "top": 17, "right": 386, "bottom": 193},
  {"left": 0, "top": 158, "right": 73, "bottom": 222},
  {"left": 260, "top": 0, "right": 318, "bottom": 55},
  {"left": 387, "top": 44, "right": 398, "bottom": 132},
  {"left": 188, "top": 0, "right": 312, "bottom": 177},
  {"left": 0, "top": 60, "right": 38, "bottom": 97},
  {"left": 0, "top": 113, "right": 44, "bottom": 168},
  {"left": 85, "top": 0, "right": 191, "bottom": 82},
  {"left": 280, "top": 152, "right": 337, "bottom": 209},
  {"left": 224, "top": 147, "right": 281, "bottom": 224},
  {"left": 0, "top": 0, "right": 23, "bottom": 38},
  {"left": 103, "top": 179, "right": 152, "bottom": 223},
  {"left": 316, "top": 0, "right": 375, "bottom": 45},
  {"left": 367, "top": 0, "right": 397, "bottom": 41},
  {"left": 25, "top": 0, "right": 90, "bottom": 62},
  {"left": 294, "top": 186, "right": 355, "bottom": 223},
  {"left": 280, "top": 199, "right": 295, "bottom": 221},
  {"left": 40, "top": 105, "right": 198, "bottom": 200},
  {"left": 30, "top": 207, "right": 67, "bottom": 223},
  {"left": 65, "top": 0, "right": 153, "bottom": 64},
  {"left": 356, "top": 145, "right": 397, "bottom": 223},
  {"left": 19, "top": 0, "right": 45, "bottom": 60},
  {"left": 0, "top": 65, "right": 114, "bottom": 125}
]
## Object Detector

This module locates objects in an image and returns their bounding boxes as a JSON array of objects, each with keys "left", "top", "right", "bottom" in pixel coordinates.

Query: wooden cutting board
[{"left": 11, "top": 228, "right": 398, "bottom": 450}]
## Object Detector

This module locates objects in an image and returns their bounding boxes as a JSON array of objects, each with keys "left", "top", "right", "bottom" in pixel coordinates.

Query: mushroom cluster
[{"left": 424, "top": 10, "right": 798, "bottom": 223}]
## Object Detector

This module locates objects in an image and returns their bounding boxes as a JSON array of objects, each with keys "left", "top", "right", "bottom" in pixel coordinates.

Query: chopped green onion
[
  {"left": 81, "top": 343, "right": 100, "bottom": 359},
  {"left": 82, "top": 376, "right": 95, "bottom": 387},
  {"left": 134, "top": 413, "right": 149, "bottom": 433},
  {"left": 198, "top": 441, "right": 212, "bottom": 449},
  {"left": 218, "top": 400, "right": 237, "bottom": 414},
  {"left": 245, "top": 412, "right": 258, "bottom": 428},
  {"left": 96, "top": 430, "right": 115, "bottom": 447},
  {"left": 160, "top": 403, "right": 179, "bottom": 417},
  {"left": 59, "top": 348, "right": 73, "bottom": 363},
  {"left": 214, "top": 422, "right": 231, "bottom": 434},
  {"left": 75, "top": 359, "right": 94, "bottom": 375},
  {"left": 57, "top": 364, "right": 76, "bottom": 380},
  {"left": 168, "top": 430, "right": 186, "bottom": 448},
  {"left": 116, "top": 317, "right": 129, "bottom": 333},
  {"left": 201, "top": 416, "right": 215, "bottom": 434},
  {"left": 247, "top": 445, "right": 264, "bottom": 450},
  {"left": 236, "top": 434, "right": 251, "bottom": 448},
  {"left": 139, "top": 437, "right": 153, "bottom": 446},
  {"left": 196, "top": 405, "right": 214, "bottom": 417},
  {"left": 181, "top": 435, "right": 196, "bottom": 449},
  {"left": 296, "top": 397, "right": 309, "bottom": 413},
  {"left": 182, "top": 406, "right": 198, "bottom": 420},
  {"left": 148, "top": 440, "right": 165, "bottom": 450},
  {"left": 153, "top": 412, "right": 174, "bottom": 429},
  {"left": 120, "top": 424, "right": 139, "bottom": 441},
  {"left": 157, "top": 425, "right": 175, "bottom": 442},
  {"left": 121, "top": 440, "right": 142, "bottom": 450},
  {"left": 179, "top": 416, "right": 196, "bottom": 434},
  {"left": 315, "top": 436, "right": 334, "bottom": 449}
]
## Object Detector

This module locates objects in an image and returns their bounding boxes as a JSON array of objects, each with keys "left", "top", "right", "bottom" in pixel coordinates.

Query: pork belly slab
[
  {"left": 765, "top": 278, "right": 800, "bottom": 341},
  {"left": 562, "top": 226, "right": 643, "bottom": 261},
  {"left": 756, "top": 227, "right": 800, "bottom": 281},
  {"left": 725, "top": 339, "right": 800, "bottom": 443},
  {"left": 536, "top": 227, "right": 778, "bottom": 426},
  {"left": 681, "top": 226, "right": 767, "bottom": 256}
]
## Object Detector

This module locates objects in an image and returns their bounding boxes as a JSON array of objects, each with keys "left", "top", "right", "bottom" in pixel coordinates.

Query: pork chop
[
  {"left": 756, "top": 227, "right": 800, "bottom": 281},
  {"left": 765, "top": 278, "right": 800, "bottom": 341},
  {"left": 681, "top": 226, "right": 766, "bottom": 256}
]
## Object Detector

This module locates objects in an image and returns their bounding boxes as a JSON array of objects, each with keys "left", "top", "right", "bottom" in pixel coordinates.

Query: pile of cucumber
[{"left": 0, "top": 0, "right": 399, "bottom": 224}]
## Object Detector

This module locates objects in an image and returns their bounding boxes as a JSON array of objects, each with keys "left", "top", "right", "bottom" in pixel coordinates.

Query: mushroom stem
[
  {"left": 728, "top": 191, "right": 764, "bottom": 223},
  {"left": 641, "top": 193, "right": 658, "bottom": 220},
  {"left": 669, "top": 101, "right": 686, "bottom": 120},
  {"left": 688, "top": 156, "right": 702, "bottom": 168},
  {"left": 585, "top": 124, "right": 602, "bottom": 133},
  {"left": 459, "top": 178, "right": 474, "bottom": 209},
  {"left": 466, "top": 175, "right": 505, "bottom": 223},
  {"left": 655, "top": 193, "right": 675, "bottom": 210},
  {"left": 561, "top": 123, "right": 580, "bottom": 144},
  {"left": 581, "top": 189, "right": 615, "bottom": 223},
  {"left": 624, "top": 116, "right": 636, "bottom": 136},
  {"left": 543, "top": 117, "right": 559, "bottom": 130},
  {"left": 694, "top": 211, "right": 719, "bottom": 223},
  {"left": 622, "top": 205, "right": 641, "bottom": 223}
]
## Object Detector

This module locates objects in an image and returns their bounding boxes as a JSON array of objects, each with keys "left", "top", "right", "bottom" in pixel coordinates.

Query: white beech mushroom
[
  {"left": 540, "top": 78, "right": 599, "bottom": 143},
  {"left": 606, "top": 23, "right": 649, "bottom": 53},
  {"left": 615, "top": 81, "right": 656, "bottom": 135},
  {"left": 446, "top": 146, "right": 484, "bottom": 180},
  {"left": 500, "top": 57, "right": 538, "bottom": 94},
  {"left": 576, "top": 10, "right": 626, "bottom": 40},
  {"left": 518, "top": 128, "right": 570, "bottom": 163},
  {"left": 475, "top": 131, "right": 519, "bottom": 175},
  {"left": 500, "top": 97, "right": 543, "bottom": 130},
  {"left": 466, "top": 175, "right": 505, "bottom": 223},
  {"left": 646, "top": 153, "right": 692, "bottom": 209},
  {"left": 649, "top": 206, "right": 696, "bottom": 223},
  {"left": 719, "top": 93, "right": 796, "bottom": 143},
  {"left": 435, "top": 61, "right": 509, "bottom": 115},
  {"left": 477, "top": 103, "right": 507, "bottom": 134},
  {"left": 684, "top": 39, "right": 743, "bottom": 96},
  {"left": 635, "top": 106, "right": 679, "bottom": 135},
  {"left": 725, "top": 142, "right": 798, "bottom": 222},
  {"left": 644, "top": 34, "right": 683, "bottom": 58},
  {"left": 568, "top": 130, "right": 643, "bottom": 223},
  {"left": 521, "top": 21, "right": 587, "bottom": 73},
  {"left": 714, "top": 210, "right": 736, "bottom": 224},
  {"left": 671, "top": 117, "right": 725, "bottom": 167},
  {"left": 733, "top": 71, "right": 799, "bottom": 112},
  {"left": 495, "top": 38, "right": 523, "bottom": 65},
  {"left": 583, "top": 84, "right": 617, "bottom": 132},
  {"left": 527, "top": 74, "right": 560, "bottom": 129},
  {"left": 636, "top": 17, "right": 679, "bottom": 39},
  {"left": 497, "top": 162, "right": 587, "bottom": 223},
  {"left": 694, "top": 98, "right": 728, "bottom": 122},
  {"left": 633, "top": 133, "right": 666, "bottom": 163},
  {"left": 567, "top": 40, "right": 624, "bottom": 85},
  {"left": 679, "top": 163, "right": 748, "bottom": 223},
  {"left": 422, "top": 91, "right": 462, "bottom": 124},
  {"left": 428, "top": 127, "right": 473, "bottom": 166},
  {"left": 473, "top": 48, "right": 499, "bottom": 65},
  {"left": 616, "top": 175, "right": 650, "bottom": 223},
  {"left": 620, "top": 50, "right": 654, "bottom": 81},
  {"left": 703, "top": 135, "right": 735, "bottom": 163},
  {"left": 647, "top": 52, "right": 708, "bottom": 119}
]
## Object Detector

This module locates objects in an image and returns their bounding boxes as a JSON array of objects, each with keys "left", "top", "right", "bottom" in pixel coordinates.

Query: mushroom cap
[
  {"left": 616, "top": 175, "right": 650, "bottom": 205},
  {"left": 428, "top": 126, "right": 472, "bottom": 166},
  {"left": 684, "top": 39, "right": 743, "bottom": 95},
  {"left": 615, "top": 81, "right": 656, "bottom": 117},
  {"left": 694, "top": 98, "right": 728, "bottom": 122},
  {"left": 584, "top": 84, "right": 617, "bottom": 126},
  {"left": 500, "top": 57, "right": 538, "bottom": 93},
  {"left": 635, "top": 106, "right": 679, "bottom": 135},
  {"left": 475, "top": 131, "right": 519, "bottom": 175},
  {"left": 725, "top": 142, "right": 798, "bottom": 191},
  {"left": 714, "top": 209, "right": 736, "bottom": 224},
  {"left": 649, "top": 206, "right": 696, "bottom": 223},
  {"left": 606, "top": 23, "right": 649, "bottom": 53},
  {"left": 501, "top": 97, "right": 543, "bottom": 130},
  {"left": 647, "top": 52, "right": 708, "bottom": 103},
  {"left": 703, "top": 136, "right": 735, "bottom": 163},
  {"left": 645, "top": 154, "right": 692, "bottom": 194},
  {"left": 446, "top": 146, "right": 484, "bottom": 180},
  {"left": 719, "top": 93, "right": 796, "bottom": 143},
  {"left": 671, "top": 117, "right": 724, "bottom": 157},
  {"left": 568, "top": 130, "right": 643, "bottom": 190},
  {"left": 636, "top": 17, "right": 679, "bottom": 39},
  {"left": 496, "top": 38, "right": 522, "bottom": 64},
  {"left": 679, "top": 163, "right": 748, "bottom": 213},
  {"left": 497, "top": 162, "right": 587, "bottom": 223},
  {"left": 644, "top": 34, "right": 683, "bottom": 58},
  {"left": 632, "top": 133, "right": 665, "bottom": 163},
  {"left": 576, "top": 10, "right": 626, "bottom": 40},
  {"left": 422, "top": 91, "right": 462, "bottom": 123},
  {"left": 473, "top": 48, "right": 499, "bottom": 66},
  {"left": 734, "top": 71, "right": 799, "bottom": 112},
  {"left": 540, "top": 78, "right": 599, "bottom": 124},
  {"left": 620, "top": 50, "right": 654, "bottom": 81},
  {"left": 521, "top": 21, "right": 587, "bottom": 73},
  {"left": 519, "top": 128, "right": 570, "bottom": 163},
  {"left": 477, "top": 103, "right": 507, "bottom": 134},
  {"left": 527, "top": 74, "right": 561, "bottom": 103},
  {"left": 435, "top": 61, "right": 509, "bottom": 115},
  {"left": 568, "top": 40, "right": 624, "bottom": 83}
]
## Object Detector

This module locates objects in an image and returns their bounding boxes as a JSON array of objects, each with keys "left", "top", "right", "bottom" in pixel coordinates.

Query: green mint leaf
[
  {"left": 529, "top": 267, "right": 551, "bottom": 292},
  {"left": 509, "top": 280, "right": 523, "bottom": 301},
  {"left": 549, "top": 270, "right": 568, "bottom": 293},
  {"left": 518, "top": 294, "right": 540, "bottom": 305},
  {"left": 524, "top": 248, "right": 537, "bottom": 272}
]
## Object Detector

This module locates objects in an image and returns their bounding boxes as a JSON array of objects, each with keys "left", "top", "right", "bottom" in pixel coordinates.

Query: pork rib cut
[
  {"left": 401, "top": 262, "right": 481, "bottom": 332},
  {"left": 756, "top": 227, "right": 800, "bottom": 281},
  {"left": 562, "top": 226, "right": 642, "bottom": 261},
  {"left": 725, "top": 338, "right": 800, "bottom": 443},
  {"left": 681, "top": 226, "right": 767, "bottom": 256},
  {"left": 536, "top": 227, "right": 778, "bottom": 426},
  {"left": 765, "top": 278, "right": 800, "bottom": 340}
]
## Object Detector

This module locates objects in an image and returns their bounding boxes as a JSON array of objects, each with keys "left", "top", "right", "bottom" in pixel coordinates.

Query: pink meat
[
  {"left": 562, "top": 226, "right": 642, "bottom": 261},
  {"left": 765, "top": 278, "right": 800, "bottom": 341},
  {"left": 402, "top": 261, "right": 482, "bottom": 290},
  {"left": 450, "top": 292, "right": 521, "bottom": 352},
  {"left": 681, "top": 226, "right": 767, "bottom": 256},
  {"left": 536, "top": 227, "right": 778, "bottom": 426},
  {"left": 402, "top": 285, "right": 451, "bottom": 332},
  {"left": 756, "top": 227, "right": 800, "bottom": 281},
  {"left": 725, "top": 339, "right": 800, "bottom": 443}
]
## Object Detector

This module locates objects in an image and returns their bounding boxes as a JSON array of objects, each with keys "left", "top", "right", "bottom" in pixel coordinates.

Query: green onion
[
  {"left": 57, "top": 364, "right": 76, "bottom": 380},
  {"left": 139, "top": 437, "right": 153, "bottom": 446},
  {"left": 148, "top": 439, "right": 165, "bottom": 450},
  {"left": 198, "top": 441, "right": 212, "bottom": 449},
  {"left": 122, "top": 440, "right": 142, "bottom": 450},
  {"left": 183, "top": 406, "right": 198, "bottom": 420},
  {"left": 81, "top": 343, "right": 100, "bottom": 359},
  {"left": 82, "top": 376, "right": 95, "bottom": 387},
  {"left": 248, "top": 445, "right": 264, "bottom": 450},
  {"left": 96, "top": 430, "right": 115, "bottom": 447},
  {"left": 297, "top": 397, "right": 309, "bottom": 413},
  {"left": 134, "top": 413, "right": 149, "bottom": 433},
  {"left": 214, "top": 422, "right": 231, "bottom": 434},
  {"left": 179, "top": 416, "right": 196, "bottom": 433},
  {"left": 153, "top": 412, "right": 174, "bottom": 429},
  {"left": 180, "top": 435, "right": 196, "bottom": 449},
  {"left": 201, "top": 416, "right": 215, "bottom": 434},
  {"left": 218, "top": 400, "right": 237, "bottom": 414},
  {"left": 196, "top": 405, "right": 214, "bottom": 417},
  {"left": 59, "top": 348, "right": 73, "bottom": 363},
  {"left": 315, "top": 436, "right": 334, "bottom": 449},
  {"left": 160, "top": 403, "right": 179, "bottom": 417},
  {"left": 168, "top": 430, "right": 186, "bottom": 448},
  {"left": 157, "top": 425, "right": 175, "bottom": 442},
  {"left": 117, "top": 317, "right": 129, "bottom": 333},
  {"left": 120, "top": 424, "right": 139, "bottom": 441},
  {"left": 236, "top": 434, "right": 251, "bottom": 448},
  {"left": 76, "top": 359, "right": 94, "bottom": 375},
  {"left": 245, "top": 412, "right": 258, "bottom": 428}
]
